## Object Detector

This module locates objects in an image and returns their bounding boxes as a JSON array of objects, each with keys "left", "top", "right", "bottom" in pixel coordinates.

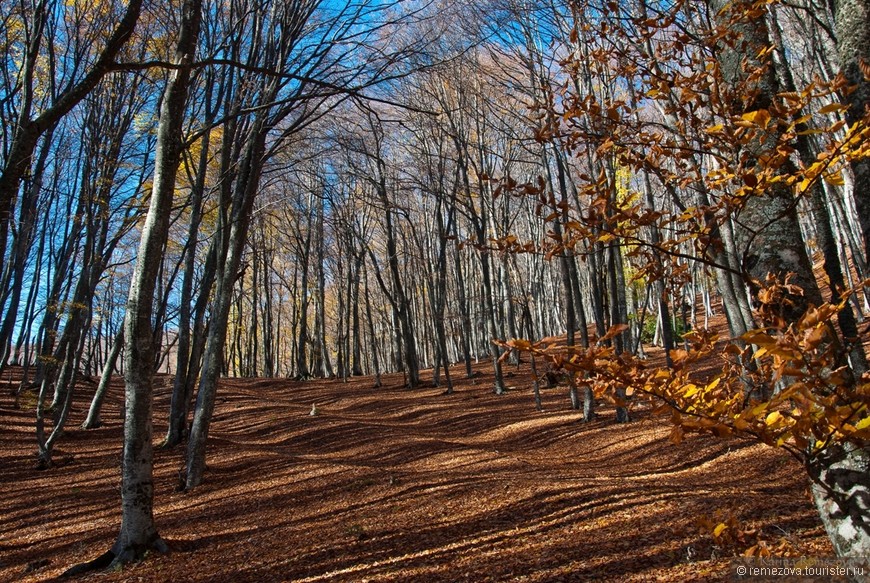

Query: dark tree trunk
[
  {"left": 710, "top": 0, "right": 864, "bottom": 560},
  {"left": 834, "top": 0, "right": 870, "bottom": 264}
]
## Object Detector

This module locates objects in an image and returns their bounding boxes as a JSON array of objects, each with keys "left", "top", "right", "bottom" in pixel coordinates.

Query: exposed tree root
[
  {"left": 61, "top": 550, "right": 115, "bottom": 577},
  {"left": 62, "top": 537, "right": 168, "bottom": 577}
]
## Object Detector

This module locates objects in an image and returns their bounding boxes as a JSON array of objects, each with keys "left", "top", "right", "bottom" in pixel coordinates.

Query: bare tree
[
  {"left": 65, "top": 0, "right": 203, "bottom": 571},
  {"left": 0, "top": 0, "right": 143, "bottom": 278}
]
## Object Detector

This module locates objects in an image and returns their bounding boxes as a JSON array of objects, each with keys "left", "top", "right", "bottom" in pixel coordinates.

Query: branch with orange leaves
[{"left": 499, "top": 278, "right": 870, "bottom": 464}]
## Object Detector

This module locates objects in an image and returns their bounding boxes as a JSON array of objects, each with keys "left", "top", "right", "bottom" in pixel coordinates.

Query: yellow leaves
[
  {"left": 823, "top": 172, "right": 845, "bottom": 186},
  {"left": 698, "top": 511, "right": 765, "bottom": 555},
  {"left": 500, "top": 275, "right": 868, "bottom": 471},
  {"left": 748, "top": 402, "right": 769, "bottom": 417},
  {"left": 817, "top": 102, "right": 847, "bottom": 115},
  {"left": 682, "top": 383, "right": 700, "bottom": 398},
  {"left": 791, "top": 117, "right": 869, "bottom": 195},
  {"left": 764, "top": 411, "right": 785, "bottom": 427},
  {"left": 741, "top": 109, "right": 771, "bottom": 128}
]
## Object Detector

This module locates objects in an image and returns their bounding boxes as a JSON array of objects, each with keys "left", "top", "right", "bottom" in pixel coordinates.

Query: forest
[{"left": 1, "top": 0, "right": 869, "bottom": 580}]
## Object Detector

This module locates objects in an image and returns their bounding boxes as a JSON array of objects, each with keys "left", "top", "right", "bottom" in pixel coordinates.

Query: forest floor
[{"left": 0, "top": 350, "right": 833, "bottom": 583}]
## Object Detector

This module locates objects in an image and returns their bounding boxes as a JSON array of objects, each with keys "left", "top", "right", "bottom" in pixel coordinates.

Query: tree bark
[
  {"left": 68, "top": 0, "right": 201, "bottom": 570},
  {"left": 186, "top": 114, "right": 268, "bottom": 490},
  {"left": 82, "top": 329, "right": 124, "bottom": 430},
  {"left": 710, "top": 0, "right": 823, "bottom": 318},
  {"left": 809, "top": 444, "right": 870, "bottom": 557},
  {"left": 710, "top": 0, "right": 865, "bottom": 560},
  {"left": 834, "top": 0, "right": 870, "bottom": 264}
]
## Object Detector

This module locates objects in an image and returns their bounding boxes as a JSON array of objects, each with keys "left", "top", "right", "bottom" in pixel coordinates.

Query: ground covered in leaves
[{"left": 1, "top": 358, "right": 832, "bottom": 582}]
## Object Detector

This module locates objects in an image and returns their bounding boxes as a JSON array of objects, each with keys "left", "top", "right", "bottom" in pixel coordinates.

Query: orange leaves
[
  {"left": 502, "top": 276, "right": 869, "bottom": 467},
  {"left": 696, "top": 511, "right": 804, "bottom": 558},
  {"left": 488, "top": 234, "right": 538, "bottom": 255},
  {"left": 599, "top": 323, "right": 629, "bottom": 343},
  {"left": 497, "top": 324, "right": 647, "bottom": 411},
  {"left": 817, "top": 102, "right": 848, "bottom": 115},
  {"left": 697, "top": 512, "right": 761, "bottom": 553},
  {"left": 497, "top": 0, "right": 870, "bottom": 469},
  {"left": 739, "top": 109, "right": 771, "bottom": 129}
]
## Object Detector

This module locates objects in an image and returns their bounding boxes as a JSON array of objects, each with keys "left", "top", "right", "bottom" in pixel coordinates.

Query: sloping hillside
[{"left": 0, "top": 362, "right": 831, "bottom": 582}]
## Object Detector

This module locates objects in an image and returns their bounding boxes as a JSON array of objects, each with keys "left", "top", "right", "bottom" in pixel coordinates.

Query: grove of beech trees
[{"left": 1, "top": 0, "right": 868, "bottom": 569}]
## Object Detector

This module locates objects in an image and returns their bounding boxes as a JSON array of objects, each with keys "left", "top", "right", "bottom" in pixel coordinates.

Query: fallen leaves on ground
[{"left": 0, "top": 355, "right": 831, "bottom": 582}]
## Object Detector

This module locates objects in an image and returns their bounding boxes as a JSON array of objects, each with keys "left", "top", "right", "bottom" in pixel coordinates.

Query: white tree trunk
[{"left": 810, "top": 444, "right": 870, "bottom": 557}]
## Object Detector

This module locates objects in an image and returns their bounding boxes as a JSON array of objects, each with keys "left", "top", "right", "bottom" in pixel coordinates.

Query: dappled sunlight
[{"left": 0, "top": 360, "right": 831, "bottom": 582}]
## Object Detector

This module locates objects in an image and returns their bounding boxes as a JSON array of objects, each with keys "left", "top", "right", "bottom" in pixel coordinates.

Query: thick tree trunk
[
  {"left": 708, "top": 0, "right": 868, "bottom": 561},
  {"left": 65, "top": 0, "right": 201, "bottom": 572},
  {"left": 834, "top": 0, "right": 870, "bottom": 264},
  {"left": 770, "top": 11, "right": 868, "bottom": 375},
  {"left": 809, "top": 444, "right": 870, "bottom": 557},
  {"left": 186, "top": 112, "right": 268, "bottom": 490},
  {"left": 710, "top": 0, "right": 823, "bottom": 317}
]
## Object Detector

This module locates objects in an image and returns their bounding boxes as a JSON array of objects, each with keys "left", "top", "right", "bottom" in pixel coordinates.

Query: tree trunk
[
  {"left": 834, "top": 0, "right": 870, "bottom": 264},
  {"left": 362, "top": 260, "right": 382, "bottom": 387},
  {"left": 453, "top": 243, "right": 474, "bottom": 377},
  {"left": 314, "top": 197, "right": 334, "bottom": 379},
  {"left": 295, "top": 201, "right": 313, "bottom": 379},
  {"left": 163, "top": 117, "right": 212, "bottom": 447},
  {"left": 809, "top": 444, "right": 870, "bottom": 557},
  {"left": 478, "top": 240, "right": 507, "bottom": 394},
  {"left": 708, "top": 0, "right": 869, "bottom": 561},
  {"left": 710, "top": 0, "right": 823, "bottom": 317},
  {"left": 0, "top": 129, "right": 51, "bottom": 371},
  {"left": 769, "top": 11, "right": 868, "bottom": 375},
  {"left": 185, "top": 114, "right": 268, "bottom": 489},
  {"left": 65, "top": 0, "right": 201, "bottom": 571},
  {"left": 350, "top": 250, "right": 364, "bottom": 376},
  {"left": 82, "top": 329, "right": 124, "bottom": 430}
]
